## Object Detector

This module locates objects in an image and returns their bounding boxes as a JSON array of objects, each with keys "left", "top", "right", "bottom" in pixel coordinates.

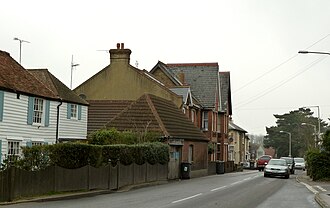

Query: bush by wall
[
  {"left": 88, "top": 128, "right": 161, "bottom": 145},
  {"left": 14, "top": 142, "right": 169, "bottom": 170}
]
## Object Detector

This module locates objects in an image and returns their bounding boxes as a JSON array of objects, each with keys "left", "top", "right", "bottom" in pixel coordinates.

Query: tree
[{"left": 264, "top": 108, "right": 328, "bottom": 158}]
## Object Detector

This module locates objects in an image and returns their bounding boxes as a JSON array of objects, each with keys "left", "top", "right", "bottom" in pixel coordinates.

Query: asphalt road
[{"left": 2, "top": 170, "right": 320, "bottom": 208}]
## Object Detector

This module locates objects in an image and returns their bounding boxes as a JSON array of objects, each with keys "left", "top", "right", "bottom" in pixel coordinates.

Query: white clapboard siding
[
  {"left": 0, "top": 91, "right": 88, "bottom": 160},
  {"left": 58, "top": 102, "right": 88, "bottom": 140}
]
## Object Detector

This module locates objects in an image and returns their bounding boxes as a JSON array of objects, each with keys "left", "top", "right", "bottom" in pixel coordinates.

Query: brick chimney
[
  {"left": 109, "top": 43, "right": 131, "bottom": 64},
  {"left": 178, "top": 71, "right": 186, "bottom": 85}
]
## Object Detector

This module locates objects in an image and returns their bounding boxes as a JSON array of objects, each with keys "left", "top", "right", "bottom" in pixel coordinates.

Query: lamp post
[
  {"left": 280, "top": 131, "right": 292, "bottom": 157},
  {"left": 301, "top": 123, "right": 317, "bottom": 148},
  {"left": 302, "top": 106, "right": 321, "bottom": 148},
  {"left": 298, "top": 50, "right": 330, "bottom": 55},
  {"left": 13, "top": 37, "right": 30, "bottom": 64}
]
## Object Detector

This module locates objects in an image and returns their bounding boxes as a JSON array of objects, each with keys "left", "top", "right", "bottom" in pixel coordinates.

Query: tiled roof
[
  {"left": 219, "top": 71, "right": 232, "bottom": 114},
  {"left": 29, "top": 69, "right": 88, "bottom": 105},
  {"left": 0, "top": 50, "right": 57, "bottom": 99},
  {"left": 106, "top": 94, "right": 208, "bottom": 141},
  {"left": 87, "top": 100, "right": 133, "bottom": 134},
  {"left": 165, "top": 63, "right": 219, "bottom": 109}
]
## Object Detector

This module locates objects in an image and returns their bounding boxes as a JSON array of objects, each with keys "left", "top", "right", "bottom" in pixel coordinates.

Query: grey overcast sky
[{"left": 1, "top": 0, "right": 330, "bottom": 135}]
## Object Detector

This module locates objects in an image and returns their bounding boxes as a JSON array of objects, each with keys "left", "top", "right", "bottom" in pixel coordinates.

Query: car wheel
[
  {"left": 285, "top": 174, "right": 289, "bottom": 179},
  {"left": 264, "top": 173, "right": 268, "bottom": 177}
]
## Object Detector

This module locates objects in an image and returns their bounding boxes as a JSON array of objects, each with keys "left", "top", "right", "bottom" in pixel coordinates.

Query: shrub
[
  {"left": 48, "top": 143, "right": 102, "bottom": 169},
  {"left": 19, "top": 145, "right": 51, "bottom": 171},
  {"left": 88, "top": 128, "right": 121, "bottom": 145},
  {"left": 306, "top": 148, "right": 330, "bottom": 180}
]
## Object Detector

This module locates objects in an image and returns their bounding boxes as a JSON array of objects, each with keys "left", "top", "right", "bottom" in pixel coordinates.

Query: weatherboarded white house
[{"left": 0, "top": 50, "right": 88, "bottom": 165}]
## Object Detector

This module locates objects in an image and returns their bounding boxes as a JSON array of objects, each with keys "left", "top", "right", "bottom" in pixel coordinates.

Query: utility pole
[
  {"left": 70, "top": 55, "right": 79, "bottom": 89},
  {"left": 13, "top": 37, "right": 30, "bottom": 64}
]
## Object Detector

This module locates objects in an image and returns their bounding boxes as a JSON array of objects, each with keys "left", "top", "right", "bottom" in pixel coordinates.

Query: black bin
[
  {"left": 250, "top": 162, "right": 255, "bottom": 170},
  {"left": 181, "top": 162, "right": 191, "bottom": 179},
  {"left": 216, "top": 161, "right": 224, "bottom": 174}
]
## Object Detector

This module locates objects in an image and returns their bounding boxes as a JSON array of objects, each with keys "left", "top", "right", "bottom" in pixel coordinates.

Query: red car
[{"left": 257, "top": 155, "right": 272, "bottom": 171}]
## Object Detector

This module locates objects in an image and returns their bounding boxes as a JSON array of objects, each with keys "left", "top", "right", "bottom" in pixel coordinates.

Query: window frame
[
  {"left": 70, "top": 104, "right": 78, "bottom": 119},
  {"left": 33, "top": 97, "right": 44, "bottom": 125},
  {"left": 202, "top": 111, "right": 208, "bottom": 130},
  {"left": 188, "top": 144, "right": 194, "bottom": 163},
  {"left": 8, "top": 140, "right": 20, "bottom": 156}
]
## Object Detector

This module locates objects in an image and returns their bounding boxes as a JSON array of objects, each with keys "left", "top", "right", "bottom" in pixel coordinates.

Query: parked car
[
  {"left": 280, "top": 157, "right": 295, "bottom": 174},
  {"left": 294, "top": 157, "right": 306, "bottom": 171},
  {"left": 257, "top": 155, "right": 272, "bottom": 171},
  {"left": 264, "top": 159, "right": 290, "bottom": 179}
]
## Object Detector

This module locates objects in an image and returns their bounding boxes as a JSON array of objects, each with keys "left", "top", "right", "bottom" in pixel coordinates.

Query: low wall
[{"left": 0, "top": 163, "right": 168, "bottom": 202}]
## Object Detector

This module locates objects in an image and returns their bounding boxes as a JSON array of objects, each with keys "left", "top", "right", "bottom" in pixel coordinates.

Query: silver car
[
  {"left": 294, "top": 157, "right": 306, "bottom": 171},
  {"left": 264, "top": 159, "right": 290, "bottom": 179}
]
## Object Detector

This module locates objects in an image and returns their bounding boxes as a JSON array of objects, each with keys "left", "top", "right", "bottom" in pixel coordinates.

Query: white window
[
  {"left": 8, "top": 141, "right": 20, "bottom": 155},
  {"left": 71, "top": 104, "right": 78, "bottom": 119},
  {"left": 33, "top": 98, "right": 44, "bottom": 124},
  {"left": 191, "top": 109, "right": 195, "bottom": 123},
  {"left": 202, "top": 111, "right": 208, "bottom": 130},
  {"left": 32, "top": 142, "right": 43, "bottom": 146}
]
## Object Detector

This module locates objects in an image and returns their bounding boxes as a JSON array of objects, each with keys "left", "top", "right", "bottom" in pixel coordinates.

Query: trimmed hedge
[{"left": 16, "top": 142, "right": 169, "bottom": 170}]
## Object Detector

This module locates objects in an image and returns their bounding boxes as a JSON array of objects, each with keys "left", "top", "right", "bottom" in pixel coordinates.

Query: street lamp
[
  {"left": 280, "top": 131, "right": 292, "bottom": 157},
  {"left": 302, "top": 106, "right": 321, "bottom": 148},
  {"left": 301, "top": 123, "right": 317, "bottom": 148},
  {"left": 298, "top": 50, "right": 330, "bottom": 55},
  {"left": 13, "top": 37, "right": 30, "bottom": 64}
]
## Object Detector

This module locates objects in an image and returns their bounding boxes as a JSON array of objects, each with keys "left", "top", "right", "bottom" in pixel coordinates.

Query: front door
[{"left": 168, "top": 145, "right": 181, "bottom": 179}]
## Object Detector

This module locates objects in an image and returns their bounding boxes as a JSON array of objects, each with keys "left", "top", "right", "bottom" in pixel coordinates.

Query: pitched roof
[
  {"left": 165, "top": 63, "right": 219, "bottom": 109},
  {"left": 106, "top": 94, "right": 208, "bottom": 141},
  {"left": 28, "top": 69, "right": 88, "bottom": 105},
  {"left": 87, "top": 100, "right": 133, "bottom": 134},
  {"left": 169, "top": 86, "right": 190, "bottom": 105},
  {"left": 219, "top": 71, "right": 232, "bottom": 114},
  {"left": 229, "top": 121, "right": 247, "bottom": 133},
  {"left": 0, "top": 50, "right": 57, "bottom": 99}
]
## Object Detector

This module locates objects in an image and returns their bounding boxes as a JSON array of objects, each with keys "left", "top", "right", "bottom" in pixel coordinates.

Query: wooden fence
[{"left": 0, "top": 163, "right": 168, "bottom": 202}]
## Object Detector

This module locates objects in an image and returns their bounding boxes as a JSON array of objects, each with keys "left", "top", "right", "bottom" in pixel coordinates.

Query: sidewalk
[
  {"left": 0, "top": 180, "right": 167, "bottom": 206},
  {"left": 296, "top": 172, "right": 330, "bottom": 208}
]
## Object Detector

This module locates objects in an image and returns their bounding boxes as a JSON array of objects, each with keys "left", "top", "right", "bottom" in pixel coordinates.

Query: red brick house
[{"left": 149, "top": 62, "right": 232, "bottom": 162}]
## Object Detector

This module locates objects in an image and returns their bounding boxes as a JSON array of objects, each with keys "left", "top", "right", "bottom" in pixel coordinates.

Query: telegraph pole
[{"left": 70, "top": 55, "right": 79, "bottom": 89}]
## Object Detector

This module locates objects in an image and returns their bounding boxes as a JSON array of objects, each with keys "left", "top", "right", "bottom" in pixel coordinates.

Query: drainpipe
[{"left": 56, "top": 99, "right": 63, "bottom": 144}]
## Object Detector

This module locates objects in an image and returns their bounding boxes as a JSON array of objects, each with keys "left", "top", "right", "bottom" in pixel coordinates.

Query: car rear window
[{"left": 260, "top": 156, "right": 271, "bottom": 160}]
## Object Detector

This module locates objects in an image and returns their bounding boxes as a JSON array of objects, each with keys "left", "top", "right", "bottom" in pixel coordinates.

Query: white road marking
[
  {"left": 211, "top": 185, "right": 227, "bottom": 192},
  {"left": 231, "top": 181, "right": 243, "bottom": 185},
  {"left": 300, "top": 182, "right": 319, "bottom": 194},
  {"left": 172, "top": 193, "right": 203, "bottom": 204},
  {"left": 315, "top": 185, "right": 327, "bottom": 192}
]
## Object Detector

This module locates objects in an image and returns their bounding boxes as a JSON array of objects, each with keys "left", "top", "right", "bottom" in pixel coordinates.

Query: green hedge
[
  {"left": 16, "top": 142, "right": 169, "bottom": 170},
  {"left": 306, "top": 130, "right": 330, "bottom": 181}
]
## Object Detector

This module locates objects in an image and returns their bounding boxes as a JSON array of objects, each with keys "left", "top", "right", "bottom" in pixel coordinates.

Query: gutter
[{"left": 56, "top": 99, "right": 63, "bottom": 143}]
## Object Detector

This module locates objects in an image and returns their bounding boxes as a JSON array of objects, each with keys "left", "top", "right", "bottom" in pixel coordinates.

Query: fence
[{"left": 0, "top": 163, "right": 168, "bottom": 202}]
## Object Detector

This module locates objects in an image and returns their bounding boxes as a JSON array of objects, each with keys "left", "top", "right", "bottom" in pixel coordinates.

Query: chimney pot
[
  {"left": 121, "top": 43, "right": 124, "bottom": 49},
  {"left": 116, "top": 43, "right": 120, "bottom": 49}
]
